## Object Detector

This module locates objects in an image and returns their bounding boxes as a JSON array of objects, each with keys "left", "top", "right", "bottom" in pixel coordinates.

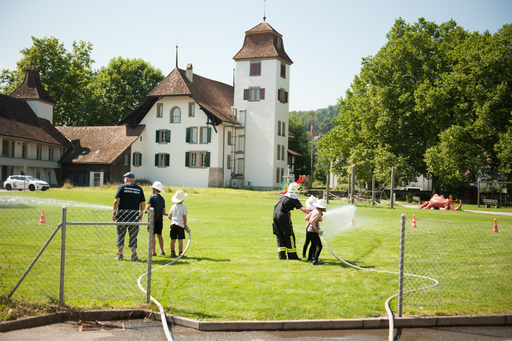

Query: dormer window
[{"left": 277, "top": 37, "right": 282, "bottom": 49}]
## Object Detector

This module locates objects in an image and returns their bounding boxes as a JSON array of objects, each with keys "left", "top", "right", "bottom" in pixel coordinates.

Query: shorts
[
  {"left": 116, "top": 210, "right": 140, "bottom": 248},
  {"left": 170, "top": 224, "right": 185, "bottom": 240},
  {"left": 148, "top": 214, "right": 163, "bottom": 235}
]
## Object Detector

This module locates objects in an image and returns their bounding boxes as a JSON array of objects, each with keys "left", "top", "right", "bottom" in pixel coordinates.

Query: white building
[{"left": 119, "top": 21, "right": 293, "bottom": 190}]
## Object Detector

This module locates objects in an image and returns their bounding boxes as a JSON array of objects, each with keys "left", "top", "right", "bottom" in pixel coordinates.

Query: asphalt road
[{"left": 2, "top": 319, "right": 512, "bottom": 341}]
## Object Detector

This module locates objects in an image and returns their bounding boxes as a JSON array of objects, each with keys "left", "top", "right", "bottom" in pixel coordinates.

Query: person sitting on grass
[
  {"left": 168, "top": 189, "right": 189, "bottom": 258},
  {"left": 306, "top": 199, "right": 327, "bottom": 265}
]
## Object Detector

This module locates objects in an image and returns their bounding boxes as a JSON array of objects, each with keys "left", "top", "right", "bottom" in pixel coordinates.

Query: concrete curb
[{"left": 1, "top": 310, "right": 511, "bottom": 333}]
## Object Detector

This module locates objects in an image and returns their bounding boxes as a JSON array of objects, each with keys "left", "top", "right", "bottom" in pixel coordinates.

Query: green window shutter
[
  {"left": 132, "top": 152, "right": 136, "bottom": 166},
  {"left": 186, "top": 128, "right": 190, "bottom": 143},
  {"left": 206, "top": 152, "right": 210, "bottom": 167},
  {"left": 166, "top": 154, "right": 170, "bottom": 166},
  {"left": 155, "top": 130, "right": 160, "bottom": 143},
  {"left": 155, "top": 154, "right": 159, "bottom": 166},
  {"left": 166, "top": 130, "right": 171, "bottom": 143},
  {"left": 140, "top": 154, "right": 142, "bottom": 165},
  {"left": 207, "top": 127, "right": 211, "bottom": 143},
  {"left": 185, "top": 152, "right": 189, "bottom": 167}
]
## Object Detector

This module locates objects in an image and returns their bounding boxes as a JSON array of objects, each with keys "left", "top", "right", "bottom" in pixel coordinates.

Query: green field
[{"left": 1, "top": 187, "right": 511, "bottom": 322}]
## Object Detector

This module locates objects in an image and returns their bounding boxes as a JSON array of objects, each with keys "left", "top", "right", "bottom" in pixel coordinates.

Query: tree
[
  {"left": 85, "top": 57, "right": 164, "bottom": 126},
  {"left": 0, "top": 36, "right": 94, "bottom": 126},
  {"left": 320, "top": 18, "right": 512, "bottom": 190},
  {"left": 1, "top": 38, "right": 165, "bottom": 127},
  {"left": 288, "top": 115, "right": 311, "bottom": 179}
]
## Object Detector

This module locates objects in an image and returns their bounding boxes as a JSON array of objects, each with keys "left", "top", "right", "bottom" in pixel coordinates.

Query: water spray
[{"left": 320, "top": 213, "right": 439, "bottom": 341}]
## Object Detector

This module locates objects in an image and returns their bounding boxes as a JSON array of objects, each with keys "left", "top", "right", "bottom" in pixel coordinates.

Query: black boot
[{"left": 278, "top": 251, "right": 287, "bottom": 259}]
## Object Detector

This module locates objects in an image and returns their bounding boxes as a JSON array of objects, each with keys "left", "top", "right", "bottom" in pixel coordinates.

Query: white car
[{"left": 3, "top": 175, "right": 50, "bottom": 191}]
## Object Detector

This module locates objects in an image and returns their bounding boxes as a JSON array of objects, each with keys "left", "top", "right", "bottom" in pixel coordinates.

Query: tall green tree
[
  {"left": 0, "top": 36, "right": 94, "bottom": 126},
  {"left": 85, "top": 57, "right": 164, "bottom": 126},
  {"left": 321, "top": 18, "right": 512, "bottom": 189},
  {"left": 288, "top": 115, "right": 311, "bottom": 179}
]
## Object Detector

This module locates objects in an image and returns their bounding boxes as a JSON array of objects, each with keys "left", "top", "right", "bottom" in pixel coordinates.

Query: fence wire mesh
[
  {"left": 403, "top": 216, "right": 512, "bottom": 307},
  {"left": 0, "top": 207, "right": 151, "bottom": 305}
]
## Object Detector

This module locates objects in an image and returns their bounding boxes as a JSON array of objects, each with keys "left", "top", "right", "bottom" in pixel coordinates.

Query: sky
[{"left": 1, "top": 0, "right": 511, "bottom": 112}]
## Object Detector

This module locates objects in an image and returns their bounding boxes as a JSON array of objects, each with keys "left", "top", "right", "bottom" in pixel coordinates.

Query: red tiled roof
[
  {"left": 10, "top": 66, "right": 56, "bottom": 104},
  {"left": 119, "top": 68, "right": 236, "bottom": 127},
  {"left": 0, "top": 94, "right": 70, "bottom": 147},
  {"left": 233, "top": 22, "right": 293, "bottom": 64},
  {"left": 56, "top": 126, "right": 144, "bottom": 164}
]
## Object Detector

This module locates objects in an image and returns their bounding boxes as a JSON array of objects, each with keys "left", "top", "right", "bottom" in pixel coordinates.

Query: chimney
[{"left": 186, "top": 63, "right": 193, "bottom": 82}]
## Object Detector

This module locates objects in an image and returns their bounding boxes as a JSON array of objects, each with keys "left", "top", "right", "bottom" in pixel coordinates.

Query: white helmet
[
  {"left": 151, "top": 181, "right": 166, "bottom": 193},
  {"left": 314, "top": 199, "right": 327, "bottom": 209},
  {"left": 305, "top": 195, "right": 317, "bottom": 210},
  {"left": 287, "top": 182, "right": 301, "bottom": 193}
]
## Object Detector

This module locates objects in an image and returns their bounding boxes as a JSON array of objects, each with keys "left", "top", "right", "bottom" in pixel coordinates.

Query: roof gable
[
  {"left": 0, "top": 94, "right": 70, "bottom": 147},
  {"left": 119, "top": 68, "right": 235, "bottom": 127},
  {"left": 56, "top": 126, "right": 144, "bottom": 164}
]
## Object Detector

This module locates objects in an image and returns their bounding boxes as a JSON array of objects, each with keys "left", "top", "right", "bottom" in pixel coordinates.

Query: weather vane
[{"left": 263, "top": 0, "right": 266, "bottom": 21}]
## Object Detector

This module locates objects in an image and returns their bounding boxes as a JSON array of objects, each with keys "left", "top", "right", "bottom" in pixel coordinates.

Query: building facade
[{"left": 120, "top": 21, "right": 293, "bottom": 190}]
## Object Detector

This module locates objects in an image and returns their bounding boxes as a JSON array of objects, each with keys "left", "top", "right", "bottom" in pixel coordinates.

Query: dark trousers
[
  {"left": 273, "top": 222, "right": 299, "bottom": 260},
  {"left": 302, "top": 232, "right": 316, "bottom": 260},
  {"left": 307, "top": 231, "right": 323, "bottom": 260}
]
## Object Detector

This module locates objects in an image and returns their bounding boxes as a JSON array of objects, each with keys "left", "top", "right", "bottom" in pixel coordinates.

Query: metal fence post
[
  {"left": 146, "top": 208, "right": 154, "bottom": 304},
  {"left": 59, "top": 206, "right": 67, "bottom": 306},
  {"left": 390, "top": 167, "right": 395, "bottom": 208},
  {"left": 372, "top": 175, "right": 375, "bottom": 206},
  {"left": 398, "top": 213, "right": 405, "bottom": 317}
]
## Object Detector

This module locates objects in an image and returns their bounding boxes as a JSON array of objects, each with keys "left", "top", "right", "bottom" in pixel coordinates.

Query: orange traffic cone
[
  {"left": 493, "top": 218, "right": 498, "bottom": 233},
  {"left": 411, "top": 215, "right": 417, "bottom": 228},
  {"left": 39, "top": 210, "right": 46, "bottom": 224},
  {"left": 350, "top": 218, "right": 355, "bottom": 227}
]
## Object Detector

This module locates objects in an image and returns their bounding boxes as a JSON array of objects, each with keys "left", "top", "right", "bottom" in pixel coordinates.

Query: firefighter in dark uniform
[{"left": 272, "top": 182, "right": 311, "bottom": 260}]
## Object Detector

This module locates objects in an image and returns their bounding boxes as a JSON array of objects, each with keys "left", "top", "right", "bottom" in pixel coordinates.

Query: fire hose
[
  {"left": 137, "top": 227, "right": 191, "bottom": 341},
  {"left": 320, "top": 231, "right": 439, "bottom": 341}
]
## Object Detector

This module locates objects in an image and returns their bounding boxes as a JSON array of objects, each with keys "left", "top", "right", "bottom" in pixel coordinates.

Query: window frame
[
  {"left": 155, "top": 153, "right": 170, "bottom": 167},
  {"left": 199, "top": 127, "right": 211, "bottom": 144},
  {"left": 187, "top": 127, "right": 198, "bottom": 144},
  {"left": 170, "top": 106, "right": 181, "bottom": 123},
  {"left": 133, "top": 152, "right": 142, "bottom": 167},
  {"left": 186, "top": 151, "right": 210, "bottom": 168},
  {"left": 157, "top": 103, "right": 163, "bottom": 118},
  {"left": 188, "top": 102, "right": 195, "bottom": 117},
  {"left": 156, "top": 129, "right": 171, "bottom": 144}
]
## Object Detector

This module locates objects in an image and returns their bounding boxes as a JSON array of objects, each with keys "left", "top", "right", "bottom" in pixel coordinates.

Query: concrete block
[
  {"left": 167, "top": 315, "right": 200, "bottom": 329},
  {"left": 394, "top": 317, "right": 436, "bottom": 328},
  {"left": 436, "top": 315, "right": 506, "bottom": 327},
  {"left": 198, "top": 320, "right": 283, "bottom": 331},
  {"left": 282, "top": 319, "right": 363, "bottom": 330},
  {"left": 362, "top": 318, "right": 389, "bottom": 329}
]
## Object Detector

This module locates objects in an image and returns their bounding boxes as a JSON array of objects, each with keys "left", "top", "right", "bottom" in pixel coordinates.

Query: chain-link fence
[
  {"left": 0, "top": 207, "right": 153, "bottom": 306},
  {"left": 402, "top": 216, "right": 512, "bottom": 308}
]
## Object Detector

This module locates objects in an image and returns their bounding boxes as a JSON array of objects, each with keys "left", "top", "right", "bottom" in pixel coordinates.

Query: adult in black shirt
[{"left": 112, "top": 172, "right": 146, "bottom": 261}]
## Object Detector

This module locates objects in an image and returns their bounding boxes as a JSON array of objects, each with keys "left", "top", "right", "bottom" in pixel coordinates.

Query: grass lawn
[{"left": 1, "top": 186, "right": 511, "bottom": 321}]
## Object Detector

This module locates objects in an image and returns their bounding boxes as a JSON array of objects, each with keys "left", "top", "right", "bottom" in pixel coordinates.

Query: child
[
  {"left": 146, "top": 181, "right": 166, "bottom": 256},
  {"left": 306, "top": 199, "right": 327, "bottom": 265},
  {"left": 302, "top": 195, "right": 317, "bottom": 261},
  {"left": 168, "top": 189, "right": 188, "bottom": 257}
]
